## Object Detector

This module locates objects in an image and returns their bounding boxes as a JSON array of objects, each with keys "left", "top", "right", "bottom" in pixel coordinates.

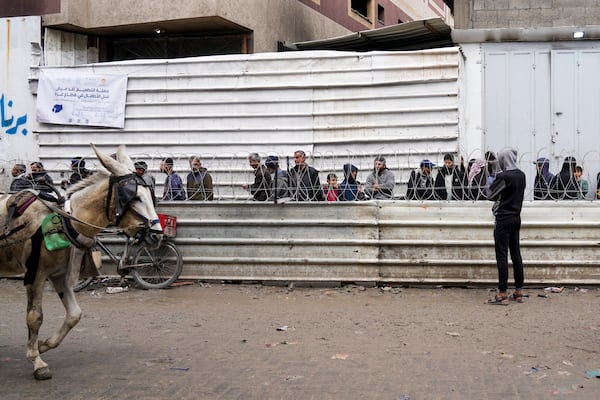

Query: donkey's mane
[{"left": 66, "top": 171, "right": 109, "bottom": 197}]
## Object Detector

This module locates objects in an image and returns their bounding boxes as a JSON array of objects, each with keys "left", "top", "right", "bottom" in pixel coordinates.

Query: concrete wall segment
[
  {"left": 0, "top": 16, "right": 40, "bottom": 189},
  {"left": 141, "top": 201, "right": 600, "bottom": 284}
]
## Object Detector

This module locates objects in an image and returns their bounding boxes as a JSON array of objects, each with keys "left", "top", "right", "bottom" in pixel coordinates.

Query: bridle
[{"left": 106, "top": 173, "right": 161, "bottom": 233}]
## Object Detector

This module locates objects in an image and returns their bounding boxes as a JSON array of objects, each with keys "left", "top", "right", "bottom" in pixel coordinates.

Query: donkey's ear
[
  {"left": 92, "top": 143, "right": 132, "bottom": 176},
  {"left": 115, "top": 144, "right": 136, "bottom": 171}
]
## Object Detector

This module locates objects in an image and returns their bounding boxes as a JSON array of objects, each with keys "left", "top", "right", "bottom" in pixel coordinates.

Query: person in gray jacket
[{"left": 364, "top": 156, "right": 395, "bottom": 199}]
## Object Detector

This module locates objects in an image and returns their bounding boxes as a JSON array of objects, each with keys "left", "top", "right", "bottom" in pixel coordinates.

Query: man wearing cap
[
  {"left": 365, "top": 156, "right": 395, "bottom": 200},
  {"left": 406, "top": 159, "right": 436, "bottom": 200},
  {"left": 61, "top": 157, "right": 93, "bottom": 190},
  {"left": 265, "top": 155, "right": 290, "bottom": 201},
  {"left": 9, "top": 163, "right": 32, "bottom": 193},
  {"left": 160, "top": 157, "right": 186, "bottom": 201},
  {"left": 242, "top": 153, "right": 271, "bottom": 201}
]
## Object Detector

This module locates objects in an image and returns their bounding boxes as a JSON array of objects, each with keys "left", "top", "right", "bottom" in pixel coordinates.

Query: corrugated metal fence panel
[
  {"left": 33, "top": 48, "right": 459, "bottom": 199},
  {"left": 117, "top": 201, "right": 600, "bottom": 285}
]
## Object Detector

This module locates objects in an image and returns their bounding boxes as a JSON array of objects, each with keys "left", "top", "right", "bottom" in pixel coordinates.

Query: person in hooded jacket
[
  {"left": 548, "top": 156, "right": 578, "bottom": 200},
  {"left": 338, "top": 163, "right": 365, "bottom": 201},
  {"left": 485, "top": 148, "right": 526, "bottom": 305},
  {"left": 406, "top": 159, "right": 436, "bottom": 200},
  {"left": 434, "top": 153, "right": 467, "bottom": 200},
  {"left": 533, "top": 157, "right": 553, "bottom": 200}
]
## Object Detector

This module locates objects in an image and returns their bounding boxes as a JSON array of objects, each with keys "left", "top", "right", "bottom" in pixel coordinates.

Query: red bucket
[{"left": 158, "top": 214, "right": 177, "bottom": 238}]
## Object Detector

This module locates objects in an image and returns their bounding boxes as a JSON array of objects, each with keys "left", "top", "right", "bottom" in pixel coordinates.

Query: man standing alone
[{"left": 485, "top": 148, "right": 526, "bottom": 305}]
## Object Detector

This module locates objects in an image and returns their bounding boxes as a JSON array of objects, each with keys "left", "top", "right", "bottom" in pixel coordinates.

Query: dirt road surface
[{"left": 1, "top": 278, "right": 599, "bottom": 399}]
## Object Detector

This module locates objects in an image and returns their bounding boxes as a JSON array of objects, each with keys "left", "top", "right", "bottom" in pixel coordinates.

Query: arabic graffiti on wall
[{"left": 1, "top": 93, "right": 28, "bottom": 136}]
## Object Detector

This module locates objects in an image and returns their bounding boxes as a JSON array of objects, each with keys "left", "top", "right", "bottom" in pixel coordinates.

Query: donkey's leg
[
  {"left": 38, "top": 272, "right": 82, "bottom": 354},
  {"left": 25, "top": 279, "right": 52, "bottom": 380}
]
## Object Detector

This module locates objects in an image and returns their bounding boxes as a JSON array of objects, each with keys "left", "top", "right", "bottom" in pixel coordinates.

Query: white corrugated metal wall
[
  {"left": 33, "top": 48, "right": 459, "bottom": 198},
  {"left": 483, "top": 42, "right": 600, "bottom": 199}
]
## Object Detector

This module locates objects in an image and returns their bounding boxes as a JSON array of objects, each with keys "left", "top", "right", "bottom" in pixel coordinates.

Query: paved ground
[{"left": 1, "top": 278, "right": 599, "bottom": 400}]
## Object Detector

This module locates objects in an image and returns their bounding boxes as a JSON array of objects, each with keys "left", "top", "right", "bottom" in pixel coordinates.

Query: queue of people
[{"left": 6, "top": 151, "right": 597, "bottom": 202}]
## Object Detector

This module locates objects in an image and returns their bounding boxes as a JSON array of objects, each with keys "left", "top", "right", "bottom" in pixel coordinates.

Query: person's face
[
  {"left": 444, "top": 159, "right": 454, "bottom": 168},
  {"left": 421, "top": 166, "right": 431, "bottom": 175},
  {"left": 294, "top": 152, "right": 306, "bottom": 166},
  {"left": 31, "top": 164, "right": 42, "bottom": 173},
  {"left": 160, "top": 161, "right": 171, "bottom": 173},
  {"left": 249, "top": 159, "right": 259, "bottom": 169},
  {"left": 374, "top": 161, "right": 385, "bottom": 171},
  {"left": 11, "top": 166, "right": 21, "bottom": 177},
  {"left": 190, "top": 159, "right": 201, "bottom": 172},
  {"left": 575, "top": 169, "right": 582, "bottom": 179},
  {"left": 135, "top": 167, "right": 145, "bottom": 177},
  {"left": 351, "top": 170, "right": 357, "bottom": 178},
  {"left": 328, "top": 176, "right": 338, "bottom": 187}
]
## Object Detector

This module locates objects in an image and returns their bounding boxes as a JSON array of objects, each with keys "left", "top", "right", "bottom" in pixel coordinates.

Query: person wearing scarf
[
  {"left": 339, "top": 163, "right": 364, "bottom": 201},
  {"left": 548, "top": 156, "right": 578, "bottom": 200},
  {"left": 533, "top": 157, "right": 554, "bottom": 200}
]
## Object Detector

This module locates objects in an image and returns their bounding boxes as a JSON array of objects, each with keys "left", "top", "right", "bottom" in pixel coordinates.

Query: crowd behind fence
[{"left": 2, "top": 148, "right": 600, "bottom": 202}]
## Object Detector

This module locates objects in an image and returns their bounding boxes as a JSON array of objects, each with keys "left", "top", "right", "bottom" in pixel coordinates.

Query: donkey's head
[{"left": 92, "top": 144, "right": 163, "bottom": 243}]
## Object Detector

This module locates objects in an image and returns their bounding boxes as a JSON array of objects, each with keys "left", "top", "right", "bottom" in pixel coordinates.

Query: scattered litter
[
  {"left": 562, "top": 360, "right": 574, "bottom": 367},
  {"left": 276, "top": 325, "right": 288, "bottom": 331},
  {"left": 106, "top": 286, "right": 128, "bottom": 294},
  {"left": 397, "top": 396, "right": 411, "bottom": 400},
  {"left": 585, "top": 369, "right": 600, "bottom": 378},
  {"left": 551, "top": 387, "right": 572, "bottom": 395},
  {"left": 574, "top": 287, "right": 588, "bottom": 293},
  {"left": 528, "top": 365, "right": 551, "bottom": 374},
  {"left": 544, "top": 287, "right": 564, "bottom": 293},
  {"left": 331, "top": 353, "right": 349, "bottom": 360},
  {"left": 558, "top": 371, "right": 572, "bottom": 376},
  {"left": 445, "top": 332, "right": 460, "bottom": 337},
  {"left": 169, "top": 366, "right": 190, "bottom": 371},
  {"left": 538, "top": 293, "right": 548, "bottom": 298},
  {"left": 170, "top": 281, "right": 194, "bottom": 287},
  {"left": 285, "top": 375, "right": 304, "bottom": 381}
]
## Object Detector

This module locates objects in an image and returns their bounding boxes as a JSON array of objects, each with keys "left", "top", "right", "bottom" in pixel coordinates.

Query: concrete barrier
[{"left": 149, "top": 201, "right": 600, "bottom": 285}]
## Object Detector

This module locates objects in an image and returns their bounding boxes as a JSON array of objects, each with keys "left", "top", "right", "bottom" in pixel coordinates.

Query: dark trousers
[{"left": 494, "top": 215, "right": 524, "bottom": 293}]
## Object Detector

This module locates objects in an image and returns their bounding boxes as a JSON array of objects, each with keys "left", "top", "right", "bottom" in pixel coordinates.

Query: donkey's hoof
[{"left": 34, "top": 367, "right": 52, "bottom": 380}]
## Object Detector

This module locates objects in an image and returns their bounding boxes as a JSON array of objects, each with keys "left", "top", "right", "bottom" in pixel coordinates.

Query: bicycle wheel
[
  {"left": 130, "top": 241, "right": 183, "bottom": 289},
  {"left": 73, "top": 277, "right": 94, "bottom": 292}
]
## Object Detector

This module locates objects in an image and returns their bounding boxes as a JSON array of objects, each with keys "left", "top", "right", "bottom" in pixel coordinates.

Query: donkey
[{"left": 0, "top": 144, "right": 163, "bottom": 380}]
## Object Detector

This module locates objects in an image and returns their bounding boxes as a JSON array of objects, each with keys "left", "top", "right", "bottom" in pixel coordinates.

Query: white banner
[{"left": 36, "top": 70, "right": 128, "bottom": 128}]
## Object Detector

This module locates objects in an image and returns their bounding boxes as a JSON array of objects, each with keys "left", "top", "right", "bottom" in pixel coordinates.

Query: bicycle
[{"left": 74, "top": 214, "right": 183, "bottom": 291}]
